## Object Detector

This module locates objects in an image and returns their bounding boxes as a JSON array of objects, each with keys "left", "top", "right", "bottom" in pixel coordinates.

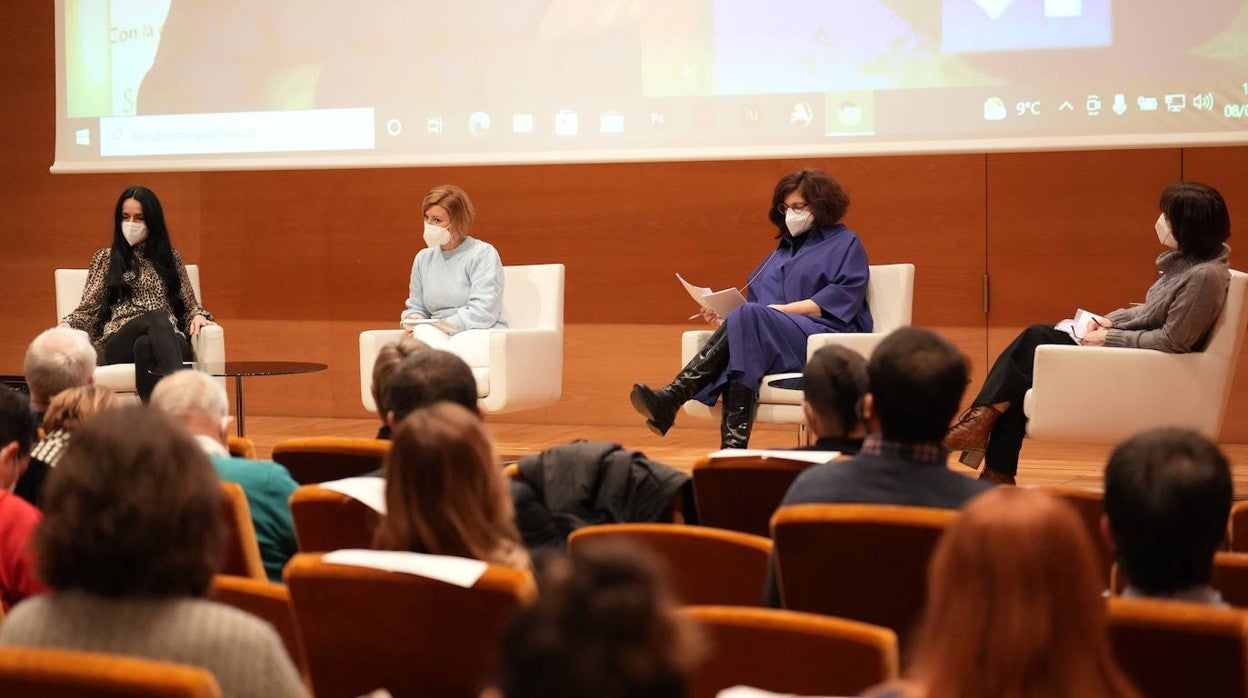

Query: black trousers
[
  {"left": 101, "top": 310, "right": 193, "bottom": 401},
  {"left": 974, "top": 324, "right": 1076, "bottom": 476}
]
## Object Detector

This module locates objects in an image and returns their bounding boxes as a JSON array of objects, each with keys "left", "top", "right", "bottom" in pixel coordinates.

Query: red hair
[{"left": 911, "top": 488, "right": 1138, "bottom": 698}]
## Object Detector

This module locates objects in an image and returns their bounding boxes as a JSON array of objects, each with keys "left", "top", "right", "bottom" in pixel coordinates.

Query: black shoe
[
  {"left": 720, "top": 381, "right": 757, "bottom": 449},
  {"left": 630, "top": 383, "right": 681, "bottom": 436}
]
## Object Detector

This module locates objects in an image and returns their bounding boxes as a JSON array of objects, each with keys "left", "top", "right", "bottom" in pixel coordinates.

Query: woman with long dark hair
[{"left": 59, "top": 186, "right": 216, "bottom": 400}]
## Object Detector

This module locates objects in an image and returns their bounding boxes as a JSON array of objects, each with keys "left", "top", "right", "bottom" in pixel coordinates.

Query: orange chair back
[
  {"left": 289, "top": 484, "right": 382, "bottom": 552},
  {"left": 218, "top": 482, "right": 267, "bottom": 580},
  {"left": 1042, "top": 486, "right": 1113, "bottom": 588},
  {"left": 285, "top": 552, "right": 534, "bottom": 698},
  {"left": 0, "top": 646, "right": 222, "bottom": 697},
  {"left": 568, "top": 523, "right": 773, "bottom": 606},
  {"left": 692, "top": 455, "right": 816, "bottom": 537},
  {"left": 209, "top": 575, "right": 307, "bottom": 679},
  {"left": 1107, "top": 597, "right": 1248, "bottom": 698},
  {"left": 1230, "top": 501, "right": 1248, "bottom": 553},
  {"left": 226, "top": 435, "right": 257, "bottom": 459},
  {"left": 771, "top": 503, "right": 956, "bottom": 648},
  {"left": 683, "top": 606, "right": 898, "bottom": 698},
  {"left": 271, "top": 437, "right": 390, "bottom": 485}
]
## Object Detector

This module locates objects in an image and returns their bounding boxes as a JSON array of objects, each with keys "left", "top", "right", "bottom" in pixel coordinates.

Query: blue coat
[{"left": 695, "top": 224, "right": 872, "bottom": 404}]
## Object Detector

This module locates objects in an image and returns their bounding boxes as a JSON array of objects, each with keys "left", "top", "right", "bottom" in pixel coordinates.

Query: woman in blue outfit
[{"left": 630, "top": 168, "right": 872, "bottom": 449}]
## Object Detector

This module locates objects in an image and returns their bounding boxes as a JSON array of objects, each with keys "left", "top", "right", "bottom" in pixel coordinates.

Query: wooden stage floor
[{"left": 241, "top": 416, "right": 1248, "bottom": 496}]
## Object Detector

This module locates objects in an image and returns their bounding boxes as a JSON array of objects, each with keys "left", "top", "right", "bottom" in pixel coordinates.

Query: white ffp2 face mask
[
  {"left": 121, "top": 221, "right": 147, "bottom": 246},
  {"left": 785, "top": 208, "right": 814, "bottom": 236},
  {"left": 423, "top": 222, "right": 452, "bottom": 248},
  {"left": 1155, "top": 213, "right": 1178, "bottom": 249}
]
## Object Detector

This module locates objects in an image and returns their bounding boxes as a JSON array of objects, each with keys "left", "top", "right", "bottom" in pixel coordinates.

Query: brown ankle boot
[
  {"left": 943, "top": 405, "right": 1001, "bottom": 467},
  {"left": 978, "top": 468, "right": 1016, "bottom": 486}
]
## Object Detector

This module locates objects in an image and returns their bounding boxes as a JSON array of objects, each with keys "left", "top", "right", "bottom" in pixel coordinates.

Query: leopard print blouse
[{"left": 60, "top": 245, "right": 210, "bottom": 351}]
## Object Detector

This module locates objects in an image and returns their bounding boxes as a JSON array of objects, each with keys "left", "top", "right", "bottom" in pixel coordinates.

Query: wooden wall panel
[
  {"left": 1185, "top": 146, "right": 1248, "bottom": 441},
  {"left": 4, "top": 0, "right": 1246, "bottom": 440}
]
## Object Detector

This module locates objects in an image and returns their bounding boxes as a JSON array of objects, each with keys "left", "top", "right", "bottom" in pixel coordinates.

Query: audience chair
[
  {"left": 289, "top": 484, "right": 382, "bottom": 552},
  {"left": 1107, "top": 596, "right": 1248, "bottom": 698},
  {"left": 682, "top": 606, "right": 898, "bottom": 698},
  {"left": 358, "top": 263, "right": 565, "bottom": 415},
  {"left": 680, "top": 263, "right": 915, "bottom": 442},
  {"left": 218, "top": 482, "right": 267, "bottom": 581},
  {"left": 568, "top": 523, "right": 773, "bottom": 606},
  {"left": 285, "top": 552, "right": 535, "bottom": 698},
  {"left": 1025, "top": 269, "right": 1248, "bottom": 443},
  {"left": 208, "top": 574, "right": 307, "bottom": 679},
  {"left": 0, "top": 646, "right": 222, "bottom": 698},
  {"left": 771, "top": 503, "right": 956, "bottom": 648},
  {"left": 1110, "top": 553, "right": 1248, "bottom": 610},
  {"left": 226, "top": 435, "right": 256, "bottom": 459},
  {"left": 1039, "top": 486, "right": 1113, "bottom": 588},
  {"left": 270, "top": 437, "right": 390, "bottom": 485},
  {"left": 692, "top": 454, "right": 821, "bottom": 537},
  {"left": 1230, "top": 501, "right": 1248, "bottom": 553},
  {"left": 54, "top": 266, "right": 226, "bottom": 401}
]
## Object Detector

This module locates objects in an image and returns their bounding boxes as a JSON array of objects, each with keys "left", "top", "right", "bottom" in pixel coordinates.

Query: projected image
[{"left": 54, "top": 0, "right": 1248, "bottom": 171}]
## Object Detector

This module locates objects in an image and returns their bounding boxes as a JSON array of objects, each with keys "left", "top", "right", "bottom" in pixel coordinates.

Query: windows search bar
[{"left": 99, "top": 108, "right": 375, "bottom": 157}]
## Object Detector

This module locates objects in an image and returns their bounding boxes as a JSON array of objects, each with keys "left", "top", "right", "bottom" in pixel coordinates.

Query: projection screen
[{"left": 54, "top": 0, "right": 1248, "bottom": 172}]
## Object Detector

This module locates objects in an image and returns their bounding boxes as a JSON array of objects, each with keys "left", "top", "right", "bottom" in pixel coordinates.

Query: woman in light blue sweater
[{"left": 402, "top": 185, "right": 506, "bottom": 354}]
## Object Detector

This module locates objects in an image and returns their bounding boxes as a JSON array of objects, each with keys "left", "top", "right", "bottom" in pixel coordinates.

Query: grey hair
[
  {"left": 150, "top": 369, "right": 229, "bottom": 421},
  {"left": 24, "top": 327, "right": 97, "bottom": 405}
]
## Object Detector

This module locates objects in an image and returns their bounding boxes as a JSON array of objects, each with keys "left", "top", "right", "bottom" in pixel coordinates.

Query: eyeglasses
[{"left": 777, "top": 202, "right": 810, "bottom": 213}]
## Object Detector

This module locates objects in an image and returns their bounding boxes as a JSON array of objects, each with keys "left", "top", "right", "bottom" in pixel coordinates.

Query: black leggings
[
  {"left": 975, "top": 324, "right": 1077, "bottom": 476},
  {"left": 102, "top": 310, "right": 193, "bottom": 401}
]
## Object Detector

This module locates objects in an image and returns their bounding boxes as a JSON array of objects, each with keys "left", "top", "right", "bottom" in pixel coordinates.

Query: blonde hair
[
  {"left": 373, "top": 402, "right": 528, "bottom": 570},
  {"left": 909, "top": 488, "right": 1138, "bottom": 698},
  {"left": 42, "top": 384, "right": 118, "bottom": 433},
  {"left": 422, "top": 184, "right": 476, "bottom": 237}
]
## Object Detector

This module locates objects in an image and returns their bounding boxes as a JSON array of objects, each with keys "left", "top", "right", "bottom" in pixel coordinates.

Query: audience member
[
  {"left": 0, "top": 406, "right": 306, "bottom": 698},
  {"left": 369, "top": 334, "right": 428, "bottom": 438},
  {"left": 765, "top": 327, "right": 993, "bottom": 605},
  {"left": 798, "top": 344, "right": 869, "bottom": 454},
  {"left": 0, "top": 388, "right": 48, "bottom": 611},
  {"left": 22, "top": 326, "right": 96, "bottom": 421},
  {"left": 868, "top": 488, "right": 1139, "bottom": 698},
  {"left": 373, "top": 402, "right": 530, "bottom": 570},
  {"left": 1104, "top": 427, "right": 1233, "bottom": 605},
  {"left": 485, "top": 541, "right": 702, "bottom": 698},
  {"left": 17, "top": 385, "right": 118, "bottom": 508},
  {"left": 150, "top": 370, "right": 299, "bottom": 583},
  {"left": 383, "top": 348, "right": 480, "bottom": 426}
]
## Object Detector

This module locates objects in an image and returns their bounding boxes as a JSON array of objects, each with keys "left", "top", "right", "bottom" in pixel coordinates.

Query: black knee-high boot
[
  {"left": 720, "top": 380, "right": 757, "bottom": 449},
  {"left": 630, "top": 326, "right": 730, "bottom": 436}
]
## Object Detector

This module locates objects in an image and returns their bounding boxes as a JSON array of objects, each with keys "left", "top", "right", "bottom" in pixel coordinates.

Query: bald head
[{"left": 24, "top": 327, "right": 97, "bottom": 409}]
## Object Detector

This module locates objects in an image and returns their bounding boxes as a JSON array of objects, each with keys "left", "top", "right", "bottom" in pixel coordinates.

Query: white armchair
[
  {"left": 1023, "top": 269, "right": 1248, "bottom": 443},
  {"left": 54, "top": 266, "right": 225, "bottom": 400},
  {"left": 359, "top": 263, "right": 565, "bottom": 415},
  {"left": 680, "top": 263, "right": 916, "bottom": 437}
]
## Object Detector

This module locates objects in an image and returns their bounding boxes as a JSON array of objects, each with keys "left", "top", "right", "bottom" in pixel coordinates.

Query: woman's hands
[
  {"left": 1078, "top": 318, "right": 1113, "bottom": 346},
  {"left": 700, "top": 307, "right": 725, "bottom": 327},
  {"left": 189, "top": 314, "right": 216, "bottom": 337},
  {"left": 767, "top": 299, "right": 821, "bottom": 317}
]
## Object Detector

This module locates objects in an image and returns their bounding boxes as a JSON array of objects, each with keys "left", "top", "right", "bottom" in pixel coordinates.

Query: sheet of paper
[
  {"left": 716, "top": 685, "right": 842, "bottom": 698},
  {"left": 676, "top": 273, "right": 747, "bottom": 317},
  {"left": 1054, "top": 308, "right": 1110, "bottom": 341},
  {"left": 322, "top": 549, "right": 489, "bottom": 588},
  {"left": 401, "top": 318, "right": 441, "bottom": 327},
  {"left": 318, "top": 476, "right": 387, "bottom": 514},
  {"left": 707, "top": 449, "right": 841, "bottom": 464}
]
